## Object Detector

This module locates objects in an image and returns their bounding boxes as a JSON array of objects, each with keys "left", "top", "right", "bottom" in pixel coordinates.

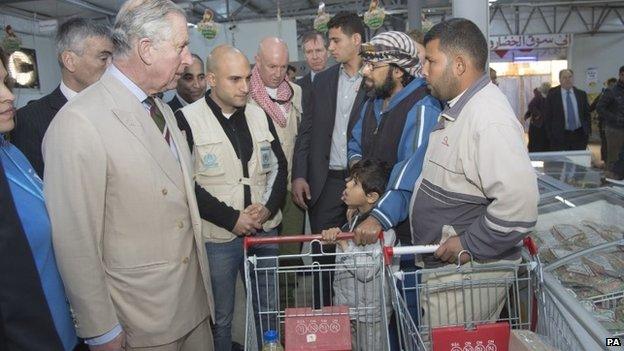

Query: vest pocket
[{"left": 195, "top": 139, "right": 226, "bottom": 178}]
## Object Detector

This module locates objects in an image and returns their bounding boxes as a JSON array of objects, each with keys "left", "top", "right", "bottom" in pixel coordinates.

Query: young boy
[{"left": 321, "top": 159, "right": 396, "bottom": 350}]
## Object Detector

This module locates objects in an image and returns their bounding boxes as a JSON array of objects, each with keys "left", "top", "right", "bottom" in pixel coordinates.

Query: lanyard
[{"left": 1, "top": 147, "right": 45, "bottom": 202}]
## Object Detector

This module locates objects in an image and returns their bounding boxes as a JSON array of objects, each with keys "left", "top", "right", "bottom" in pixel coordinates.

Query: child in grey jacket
[{"left": 322, "top": 159, "right": 397, "bottom": 351}]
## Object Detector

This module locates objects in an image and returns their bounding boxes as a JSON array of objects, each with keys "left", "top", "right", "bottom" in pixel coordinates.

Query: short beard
[
  {"left": 431, "top": 63, "right": 459, "bottom": 101},
  {"left": 374, "top": 69, "right": 395, "bottom": 99}
]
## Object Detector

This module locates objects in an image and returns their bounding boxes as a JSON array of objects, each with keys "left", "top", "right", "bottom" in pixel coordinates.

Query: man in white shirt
[
  {"left": 12, "top": 17, "right": 112, "bottom": 177},
  {"left": 167, "top": 53, "right": 207, "bottom": 112},
  {"left": 296, "top": 31, "right": 329, "bottom": 109},
  {"left": 543, "top": 69, "right": 591, "bottom": 151}
]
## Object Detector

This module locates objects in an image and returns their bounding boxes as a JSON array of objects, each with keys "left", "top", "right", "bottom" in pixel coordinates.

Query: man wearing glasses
[{"left": 349, "top": 30, "right": 441, "bottom": 246}]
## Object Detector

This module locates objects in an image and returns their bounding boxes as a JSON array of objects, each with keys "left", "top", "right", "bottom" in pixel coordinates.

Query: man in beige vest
[
  {"left": 175, "top": 45, "right": 288, "bottom": 350},
  {"left": 42, "top": 1, "right": 214, "bottom": 350},
  {"left": 249, "top": 37, "right": 304, "bottom": 244}
]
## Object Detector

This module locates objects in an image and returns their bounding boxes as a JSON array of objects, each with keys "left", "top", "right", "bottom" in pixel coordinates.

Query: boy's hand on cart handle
[
  {"left": 233, "top": 212, "right": 262, "bottom": 236},
  {"left": 321, "top": 228, "right": 341, "bottom": 243},
  {"left": 292, "top": 178, "right": 311, "bottom": 210},
  {"left": 354, "top": 217, "right": 382, "bottom": 245},
  {"left": 435, "top": 236, "right": 470, "bottom": 264}
]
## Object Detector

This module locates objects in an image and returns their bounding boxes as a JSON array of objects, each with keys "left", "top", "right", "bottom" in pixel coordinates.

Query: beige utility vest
[
  {"left": 183, "top": 100, "right": 282, "bottom": 243},
  {"left": 249, "top": 81, "right": 302, "bottom": 185}
]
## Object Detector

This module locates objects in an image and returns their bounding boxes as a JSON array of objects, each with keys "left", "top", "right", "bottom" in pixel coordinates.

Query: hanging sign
[
  {"left": 364, "top": 0, "right": 385, "bottom": 30},
  {"left": 197, "top": 9, "right": 218, "bottom": 40},
  {"left": 490, "top": 34, "right": 571, "bottom": 50},
  {"left": 313, "top": 2, "right": 330, "bottom": 33}
]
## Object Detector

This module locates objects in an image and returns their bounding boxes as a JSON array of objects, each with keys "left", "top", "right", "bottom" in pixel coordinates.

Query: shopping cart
[
  {"left": 243, "top": 233, "right": 391, "bottom": 351},
  {"left": 384, "top": 238, "right": 539, "bottom": 351}
]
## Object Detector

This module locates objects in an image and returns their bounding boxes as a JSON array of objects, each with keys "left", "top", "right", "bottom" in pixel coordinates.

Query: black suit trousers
[{"left": 308, "top": 171, "right": 347, "bottom": 308}]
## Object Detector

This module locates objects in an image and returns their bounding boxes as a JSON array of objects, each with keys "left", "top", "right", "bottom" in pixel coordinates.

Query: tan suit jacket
[{"left": 42, "top": 72, "right": 214, "bottom": 347}]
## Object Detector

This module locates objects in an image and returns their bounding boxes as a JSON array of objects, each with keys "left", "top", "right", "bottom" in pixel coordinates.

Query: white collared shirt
[{"left": 59, "top": 81, "right": 78, "bottom": 101}]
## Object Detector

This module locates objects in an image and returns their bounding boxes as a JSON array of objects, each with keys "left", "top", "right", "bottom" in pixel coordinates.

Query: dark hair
[
  {"left": 619, "top": 65, "right": 624, "bottom": 74},
  {"left": 349, "top": 159, "right": 391, "bottom": 196},
  {"left": 390, "top": 63, "right": 415, "bottom": 87},
  {"left": 327, "top": 11, "right": 366, "bottom": 43},
  {"left": 302, "top": 31, "right": 325, "bottom": 46},
  {"left": 559, "top": 69, "right": 574, "bottom": 79},
  {"left": 607, "top": 77, "right": 618, "bottom": 85},
  {"left": 424, "top": 18, "right": 488, "bottom": 72},
  {"left": 287, "top": 65, "right": 296, "bottom": 73},
  {"left": 191, "top": 53, "right": 204, "bottom": 68}
]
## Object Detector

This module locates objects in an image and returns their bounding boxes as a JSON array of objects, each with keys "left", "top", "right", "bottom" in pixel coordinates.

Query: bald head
[
  {"left": 206, "top": 44, "right": 251, "bottom": 114},
  {"left": 207, "top": 44, "right": 248, "bottom": 74},
  {"left": 255, "top": 37, "right": 289, "bottom": 88}
]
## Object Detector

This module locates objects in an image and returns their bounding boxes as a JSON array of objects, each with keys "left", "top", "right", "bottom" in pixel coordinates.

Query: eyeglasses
[{"left": 363, "top": 61, "right": 390, "bottom": 71}]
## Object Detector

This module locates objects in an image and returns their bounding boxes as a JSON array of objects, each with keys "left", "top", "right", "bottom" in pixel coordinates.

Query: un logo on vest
[{"left": 202, "top": 153, "right": 219, "bottom": 169}]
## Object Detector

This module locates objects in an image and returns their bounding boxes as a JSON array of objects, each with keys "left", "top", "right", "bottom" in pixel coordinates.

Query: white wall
[
  {"left": 188, "top": 18, "right": 299, "bottom": 64},
  {"left": 570, "top": 33, "right": 624, "bottom": 95},
  {"left": 4, "top": 15, "right": 298, "bottom": 107},
  {"left": 0, "top": 14, "right": 61, "bottom": 108}
]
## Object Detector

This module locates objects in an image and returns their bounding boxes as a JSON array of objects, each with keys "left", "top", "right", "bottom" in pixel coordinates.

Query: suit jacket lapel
[
  {"left": 328, "top": 65, "right": 339, "bottom": 125},
  {"left": 102, "top": 74, "right": 185, "bottom": 192},
  {"left": 348, "top": 80, "right": 367, "bottom": 134}
]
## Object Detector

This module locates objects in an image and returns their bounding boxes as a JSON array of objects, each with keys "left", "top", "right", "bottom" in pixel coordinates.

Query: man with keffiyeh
[
  {"left": 249, "top": 37, "right": 305, "bottom": 243},
  {"left": 348, "top": 31, "right": 441, "bottom": 248}
]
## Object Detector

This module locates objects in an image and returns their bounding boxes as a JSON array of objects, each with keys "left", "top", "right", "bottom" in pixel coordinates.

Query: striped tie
[{"left": 145, "top": 96, "right": 171, "bottom": 145}]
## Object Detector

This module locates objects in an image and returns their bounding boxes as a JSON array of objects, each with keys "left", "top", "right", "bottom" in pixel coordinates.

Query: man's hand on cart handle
[
  {"left": 435, "top": 236, "right": 470, "bottom": 264},
  {"left": 233, "top": 212, "right": 262, "bottom": 236},
  {"left": 292, "top": 178, "right": 311, "bottom": 210},
  {"left": 354, "top": 216, "right": 382, "bottom": 245}
]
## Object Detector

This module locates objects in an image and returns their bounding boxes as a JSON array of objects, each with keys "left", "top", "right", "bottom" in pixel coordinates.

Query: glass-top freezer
[{"left": 532, "top": 189, "right": 624, "bottom": 337}]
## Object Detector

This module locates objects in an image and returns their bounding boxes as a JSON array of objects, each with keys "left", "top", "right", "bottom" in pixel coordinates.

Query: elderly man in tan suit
[
  {"left": 42, "top": 1, "right": 214, "bottom": 350},
  {"left": 249, "top": 37, "right": 304, "bottom": 241}
]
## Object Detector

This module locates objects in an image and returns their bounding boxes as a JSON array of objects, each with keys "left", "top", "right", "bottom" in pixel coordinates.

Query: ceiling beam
[
  {"left": 58, "top": 0, "right": 116, "bottom": 16},
  {"left": 233, "top": 0, "right": 264, "bottom": 14}
]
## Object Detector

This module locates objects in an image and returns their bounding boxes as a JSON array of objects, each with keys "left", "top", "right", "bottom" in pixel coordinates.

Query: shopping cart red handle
[
  {"left": 383, "top": 245, "right": 440, "bottom": 265},
  {"left": 244, "top": 232, "right": 386, "bottom": 249},
  {"left": 523, "top": 236, "right": 539, "bottom": 256}
]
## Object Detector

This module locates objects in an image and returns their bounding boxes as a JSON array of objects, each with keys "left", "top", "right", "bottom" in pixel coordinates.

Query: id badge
[{"left": 260, "top": 145, "right": 272, "bottom": 172}]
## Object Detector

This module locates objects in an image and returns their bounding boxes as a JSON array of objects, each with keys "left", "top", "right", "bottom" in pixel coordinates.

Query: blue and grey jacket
[
  {"left": 348, "top": 77, "right": 441, "bottom": 165},
  {"left": 348, "top": 78, "right": 441, "bottom": 235}
]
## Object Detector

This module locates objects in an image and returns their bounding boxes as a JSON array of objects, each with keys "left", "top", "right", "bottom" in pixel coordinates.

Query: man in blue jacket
[
  {"left": 348, "top": 30, "right": 441, "bottom": 247},
  {"left": 347, "top": 32, "right": 440, "bottom": 343}
]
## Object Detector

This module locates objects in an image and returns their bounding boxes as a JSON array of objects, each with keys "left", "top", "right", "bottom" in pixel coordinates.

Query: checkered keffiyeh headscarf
[{"left": 360, "top": 31, "right": 422, "bottom": 77}]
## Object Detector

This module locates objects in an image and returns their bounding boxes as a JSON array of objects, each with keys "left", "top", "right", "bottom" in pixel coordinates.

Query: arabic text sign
[{"left": 490, "top": 34, "right": 571, "bottom": 50}]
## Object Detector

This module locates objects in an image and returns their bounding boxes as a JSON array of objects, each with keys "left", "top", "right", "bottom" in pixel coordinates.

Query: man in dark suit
[
  {"left": 167, "top": 53, "right": 207, "bottom": 112},
  {"left": 11, "top": 18, "right": 112, "bottom": 178},
  {"left": 0, "top": 159, "right": 66, "bottom": 351},
  {"left": 543, "top": 69, "right": 591, "bottom": 151},
  {"left": 296, "top": 31, "right": 328, "bottom": 110},
  {"left": 292, "top": 12, "right": 367, "bottom": 307}
]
